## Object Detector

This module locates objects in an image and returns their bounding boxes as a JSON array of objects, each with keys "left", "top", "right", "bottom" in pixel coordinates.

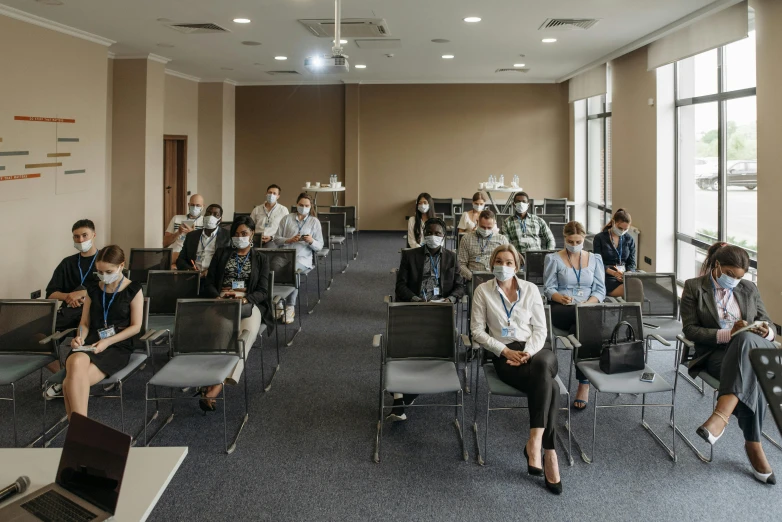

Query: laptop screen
[{"left": 56, "top": 413, "right": 131, "bottom": 514}]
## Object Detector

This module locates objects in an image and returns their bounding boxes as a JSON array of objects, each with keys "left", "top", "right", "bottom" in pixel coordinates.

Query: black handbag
[{"left": 599, "top": 321, "right": 645, "bottom": 374}]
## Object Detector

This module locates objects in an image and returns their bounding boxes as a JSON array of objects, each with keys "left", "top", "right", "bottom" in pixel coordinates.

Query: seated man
[
  {"left": 43, "top": 219, "right": 101, "bottom": 396},
  {"left": 250, "top": 184, "right": 289, "bottom": 248},
  {"left": 391, "top": 217, "right": 465, "bottom": 421},
  {"left": 164, "top": 193, "right": 205, "bottom": 266},
  {"left": 501, "top": 191, "right": 555, "bottom": 255},
  {"left": 457, "top": 209, "right": 509, "bottom": 281},
  {"left": 175, "top": 203, "right": 230, "bottom": 276}
]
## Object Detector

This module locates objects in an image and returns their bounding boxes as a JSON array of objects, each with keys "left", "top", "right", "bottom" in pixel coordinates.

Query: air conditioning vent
[
  {"left": 266, "top": 70, "right": 301, "bottom": 76},
  {"left": 298, "top": 18, "right": 390, "bottom": 38},
  {"left": 495, "top": 68, "right": 530, "bottom": 73},
  {"left": 166, "top": 23, "right": 230, "bottom": 34},
  {"left": 539, "top": 18, "right": 599, "bottom": 31}
]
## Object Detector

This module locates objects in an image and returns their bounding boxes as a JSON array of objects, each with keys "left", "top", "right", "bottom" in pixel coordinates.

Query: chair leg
[
  {"left": 591, "top": 391, "right": 598, "bottom": 463},
  {"left": 458, "top": 389, "right": 468, "bottom": 461},
  {"left": 145, "top": 385, "right": 175, "bottom": 447},
  {"left": 119, "top": 381, "right": 126, "bottom": 435},
  {"left": 11, "top": 382, "right": 18, "bottom": 447},
  {"left": 374, "top": 389, "right": 384, "bottom": 463}
]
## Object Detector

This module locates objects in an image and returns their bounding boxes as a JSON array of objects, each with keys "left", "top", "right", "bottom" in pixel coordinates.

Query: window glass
[
  {"left": 677, "top": 49, "right": 718, "bottom": 99},
  {"left": 725, "top": 96, "right": 758, "bottom": 260},
  {"left": 724, "top": 32, "right": 756, "bottom": 92}
]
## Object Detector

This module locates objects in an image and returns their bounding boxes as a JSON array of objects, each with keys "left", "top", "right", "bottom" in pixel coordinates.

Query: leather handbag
[{"left": 599, "top": 321, "right": 645, "bottom": 374}]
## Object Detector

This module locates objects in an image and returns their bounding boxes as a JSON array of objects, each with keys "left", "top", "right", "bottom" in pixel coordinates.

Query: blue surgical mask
[
  {"left": 297, "top": 205, "right": 311, "bottom": 216},
  {"left": 493, "top": 265, "right": 515, "bottom": 282},
  {"left": 717, "top": 264, "right": 741, "bottom": 289},
  {"left": 515, "top": 202, "right": 529, "bottom": 214},
  {"left": 232, "top": 236, "right": 251, "bottom": 249},
  {"left": 566, "top": 243, "right": 583, "bottom": 253}
]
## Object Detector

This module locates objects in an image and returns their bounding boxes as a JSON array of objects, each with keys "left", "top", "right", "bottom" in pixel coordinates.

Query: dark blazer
[
  {"left": 395, "top": 246, "right": 465, "bottom": 302},
  {"left": 175, "top": 228, "right": 231, "bottom": 271},
  {"left": 680, "top": 274, "right": 770, "bottom": 376},
  {"left": 201, "top": 247, "right": 275, "bottom": 332},
  {"left": 592, "top": 230, "right": 636, "bottom": 271}
]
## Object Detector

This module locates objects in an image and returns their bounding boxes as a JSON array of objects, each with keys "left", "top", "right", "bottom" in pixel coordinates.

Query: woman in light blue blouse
[{"left": 543, "top": 220, "right": 605, "bottom": 410}]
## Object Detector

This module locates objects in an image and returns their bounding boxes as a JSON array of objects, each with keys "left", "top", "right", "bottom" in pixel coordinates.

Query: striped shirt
[
  {"left": 457, "top": 231, "right": 508, "bottom": 280},
  {"left": 501, "top": 214, "right": 555, "bottom": 254}
]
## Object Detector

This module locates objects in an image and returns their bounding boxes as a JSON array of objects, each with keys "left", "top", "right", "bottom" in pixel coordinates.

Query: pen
[{"left": 191, "top": 260, "right": 198, "bottom": 271}]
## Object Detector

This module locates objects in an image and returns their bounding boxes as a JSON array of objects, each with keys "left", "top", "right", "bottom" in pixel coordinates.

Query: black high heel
[
  {"left": 198, "top": 387, "right": 216, "bottom": 413},
  {"left": 545, "top": 476, "right": 563, "bottom": 495},
  {"left": 524, "top": 445, "right": 543, "bottom": 477}
]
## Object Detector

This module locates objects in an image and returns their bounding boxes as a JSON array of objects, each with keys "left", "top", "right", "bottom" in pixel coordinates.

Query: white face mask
[
  {"left": 188, "top": 205, "right": 202, "bottom": 218},
  {"left": 232, "top": 236, "right": 251, "bottom": 249},
  {"left": 266, "top": 194, "right": 278, "bottom": 204},
  {"left": 98, "top": 269, "right": 122, "bottom": 284},
  {"left": 74, "top": 239, "right": 93, "bottom": 253},
  {"left": 476, "top": 227, "right": 492, "bottom": 238},
  {"left": 566, "top": 243, "right": 583, "bottom": 253},
  {"left": 473, "top": 203, "right": 485, "bottom": 212},
  {"left": 297, "top": 205, "right": 311, "bottom": 216},
  {"left": 612, "top": 226, "right": 627, "bottom": 237},
  {"left": 418, "top": 204, "right": 430, "bottom": 214},
  {"left": 204, "top": 215, "right": 220, "bottom": 229},
  {"left": 515, "top": 202, "right": 529, "bottom": 214},
  {"left": 424, "top": 235, "right": 444, "bottom": 249},
  {"left": 493, "top": 265, "right": 516, "bottom": 282}
]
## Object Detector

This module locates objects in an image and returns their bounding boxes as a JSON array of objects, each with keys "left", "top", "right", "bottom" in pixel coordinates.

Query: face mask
[
  {"left": 424, "top": 235, "right": 444, "bottom": 249},
  {"left": 493, "top": 265, "right": 516, "bottom": 282},
  {"left": 418, "top": 204, "right": 430, "bottom": 214},
  {"left": 98, "top": 269, "right": 122, "bottom": 284},
  {"left": 473, "top": 204, "right": 485, "bottom": 212},
  {"left": 232, "top": 236, "right": 251, "bottom": 249},
  {"left": 189, "top": 205, "right": 202, "bottom": 218},
  {"left": 566, "top": 243, "right": 583, "bottom": 253},
  {"left": 476, "top": 227, "right": 492, "bottom": 238},
  {"left": 266, "top": 194, "right": 278, "bottom": 204},
  {"left": 716, "top": 264, "right": 741, "bottom": 289},
  {"left": 297, "top": 205, "right": 311, "bottom": 216},
  {"left": 612, "top": 226, "right": 627, "bottom": 237},
  {"left": 515, "top": 202, "right": 529, "bottom": 214},
  {"left": 204, "top": 215, "right": 220, "bottom": 229},
  {"left": 74, "top": 239, "right": 92, "bottom": 253}
]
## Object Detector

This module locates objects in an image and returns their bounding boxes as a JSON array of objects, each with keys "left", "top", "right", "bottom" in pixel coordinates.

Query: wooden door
[{"left": 163, "top": 136, "right": 188, "bottom": 228}]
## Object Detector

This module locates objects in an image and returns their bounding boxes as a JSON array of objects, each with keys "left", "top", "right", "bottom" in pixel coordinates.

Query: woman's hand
[
  {"left": 92, "top": 339, "right": 111, "bottom": 353},
  {"left": 71, "top": 335, "right": 85, "bottom": 348},
  {"left": 730, "top": 320, "right": 749, "bottom": 335},
  {"left": 501, "top": 348, "right": 530, "bottom": 366},
  {"left": 302, "top": 234, "right": 314, "bottom": 244},
  {"left": 286, "top": 235, "right": 301, "bottom": 244},
  {"left": 552, "top": 293, "right": 573, "bottom": 305},
  {"left": 752, "top": 322, "right": 770, "bottom": 338}
]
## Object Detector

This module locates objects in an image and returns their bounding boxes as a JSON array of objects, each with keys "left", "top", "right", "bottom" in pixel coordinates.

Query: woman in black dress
[
  {"left": 591, "top": 208, "right": 636, "bottom": 297},
  {"left": 65, "top": 245, "right": 143, "bottom": 420}
]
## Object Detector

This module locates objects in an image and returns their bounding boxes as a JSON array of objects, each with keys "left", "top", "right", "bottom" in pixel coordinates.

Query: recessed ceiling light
[
  {"left": 463, "top": 17, "right": 481, "bottom": 23},
  {"left": 274, "top": 56, "right": 287, "bottom": 61},
  {"left": 355, "top": 64, "right": 367, "bottom": 69},
  {"left": 233, "top": 18, "right": 251, "bottom": 24},
  {"left": 431, "top": 39, "right": 450, "bottom": 44},
  {"left": 514, "top": 63, "right": 525, "bottom": 68},
  {"left": 542, "top": 38, "right": 557, "bottom": 43},
  {"left": 156, "top": 43, "right": 175, "bottom": 48},
  {"left": 242, "top": 41, "right": 262, "bottom": 46},
  {"left": 442, "top": 54, "right": 455, "bottom": 59},
  {"left": 337, "top": 39, "right": 348, "bottom": 44}
]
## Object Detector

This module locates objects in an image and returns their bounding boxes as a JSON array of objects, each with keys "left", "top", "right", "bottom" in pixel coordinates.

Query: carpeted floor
[{"left": 3, "top": 232, "right": 781, "bottom": 521}]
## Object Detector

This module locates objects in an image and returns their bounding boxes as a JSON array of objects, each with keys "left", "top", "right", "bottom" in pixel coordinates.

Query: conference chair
[
  {"left": 233, "top": 211, "right": 251, "bottom": 222},
  {"left": 144, "top": 299, "right": 251, "bottom": 454},
  {"left": 543, "top": 198, "right": 569, "bottom": 219},
  {"left": 459, "top": 198, "right": 473, "bottom": 217},
  {"left": 258, "top": 249, "right": 302, "bottom": 346},
  {"left": 259, "top": 272, "right": 280, "bottom": 391},
  {"left": 145, "top": 270, "right": 200, "bottom": 336},
  {"left": 538, "top": 214, "right": 569, "bottom": 226},
  {"left": 329, "top": 206, "right": 358, "bottom": 260},
  {"left": 467, "top": 305, "right": 574, "bottom": 466},
  {"left": 128, "top": 248, "right": 172, "bottom": 289},
  {"left": 41, "top": 298, "right": 159, "bottom": 447},
  {"left": 373, "top": 302, "right": 467, "bottom": 463},
  {"left": 548, "top": 223, "right": 566, "bottom": 250},
  {"left": 318, "top": 212, "right": 349, "bottom": 273},
  {"left": 494, "top": 213, "right": 512, "bottom": 231},
  {"left": 316, "top": 221, "right": 333, "bottom": 298},
  {"left": 0, "top": 299, "right": 58, "bottom": 447},
  {"left": 460, "top": 271, "right": 497, "bottom": 390},
  {"left": 523, "top": 250, "right": 556, "bottom": 288},
  {"left": 567, "top": 302, "right": 677, "bottom": 462}
]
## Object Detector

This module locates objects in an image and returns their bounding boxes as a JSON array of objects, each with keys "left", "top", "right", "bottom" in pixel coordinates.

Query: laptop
[{"left": 1, "top": 413, "right": 131, "bottom": 522}]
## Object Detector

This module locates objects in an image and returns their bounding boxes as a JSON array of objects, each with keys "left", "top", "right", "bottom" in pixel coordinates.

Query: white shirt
[
  {"left": 166, "top": 214, "right": 204, "bottom": 253},
  {"left": 407, "top": 216, "right": 425, "bottom": 248},
  {"left": 273, "top": 213, "right": 324, "bottom": 269},
  {"left": 195, "top": 228, "right": 220, "bottom": 271},
  {"left": 251, "top": 202, "right": 289, "bottom": 238},
  {"left": 470, "top": 276, "right": 548, "bottom": 357}
]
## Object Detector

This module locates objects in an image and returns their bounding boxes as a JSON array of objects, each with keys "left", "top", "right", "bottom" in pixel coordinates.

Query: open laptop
[{"left": 1, "top": 412, "right": 131, "bottom": 522}]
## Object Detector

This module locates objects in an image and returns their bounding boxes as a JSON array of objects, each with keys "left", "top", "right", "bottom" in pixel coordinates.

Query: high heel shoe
[
  {"left": 544, "top": 476, "right": 563, "bottom": 495},
  {"left": 696, "top": 409, "right": 729, "bottom": 445},
  {"left": 198, "top": 387, "right": 216, "bottom": 413},
  {"left": 745, "top": 446, "right": 776, "bottom": 485},
  {"left": 524, "top": 445, "right": 543, "bottom": 477}
]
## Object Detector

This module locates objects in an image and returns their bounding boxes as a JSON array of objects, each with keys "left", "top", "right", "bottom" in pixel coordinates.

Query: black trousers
[
  {"left": 549, "top": 302, "right": 588, "bottom": 381},
  {"left": 493, "top": 342, "right": 560, "bottom": 450}
]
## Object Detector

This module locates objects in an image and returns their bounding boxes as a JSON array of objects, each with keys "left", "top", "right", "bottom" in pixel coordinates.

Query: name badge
[
  {"left": 196, "top": 252, "right": 204, "bottom": 263},
  {"left": 232, "top": 280, "right": 246, "bottom": 290},
  {"left": 433, "top": 287, "right": 440, "bottom": 296},
  {"left": 574, "top": 288, "right": 585, "bottom": 297},
  {"left": 616, "top": 265, "right": 626, "bottom": 274},
  {"left": 98, "top": 325, "right": 116, "bottom": 339},
  {"left": 502, "top": 326, "right": 517, "bottom": 338},
  {"left": 179, "top": 234, "right": 186, "bottom": 241}
]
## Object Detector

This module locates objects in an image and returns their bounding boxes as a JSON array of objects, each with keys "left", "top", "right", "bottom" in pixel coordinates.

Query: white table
[
  {"left": 478, "top": 186, "right": 521, "bottom": 215},
  {"left": 302, "top": 185, "right": 346, "bottom": 210},
  {"left": 0, "top": 447, "right": 188, "bottom": 522}
]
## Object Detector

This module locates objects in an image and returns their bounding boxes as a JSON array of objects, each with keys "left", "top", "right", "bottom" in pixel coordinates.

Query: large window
[
  {"left": 675, "top": 30, "right": 757, "bottom": 283},
  {"left": 587, "top": 94, "right": 612, "bottom": 234}
]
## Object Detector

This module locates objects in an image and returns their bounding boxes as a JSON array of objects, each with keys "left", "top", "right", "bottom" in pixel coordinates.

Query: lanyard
[
  {"left": 497, "top": 285, "right": 521, "bottom": 326},
  {"left": 200, "top": 231, "right": 217, "bottom": 251},
  {"left": 296, "top": 216, "right": 309, "bottom": 235},
  {"left": 101, "top": 275, "right": 124, "bottom": 328},
  {"left": 711, "top": 277, "right": 738, "bottom": 326},
  {"left": 427, "top": 252, "right": 441, "bottom": 282},
  {"left": 78, "top": 253, "right": 97, "bottom": 286},
  {"left": 478, "top": 235, "right": 492, "bottom": 253},
  {"left": 235, "top": 252, "right": 251, "bottom": 277},
  {"left": 610, "top": 232, "right": 624, "bottom": 262},
  {"left": 264, "top": 204, "right": 277, "bottom": 227},
  {"left": 566, "top": 251, "right": 583, "bottom": 287},
  {"left": 516, "top": 215, "right": 527, "bottom": 235}
]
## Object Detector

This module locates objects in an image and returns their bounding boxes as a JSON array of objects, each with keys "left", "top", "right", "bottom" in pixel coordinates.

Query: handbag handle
[{"left": 609, "top": 321, "right": 637, "bottom": 344}]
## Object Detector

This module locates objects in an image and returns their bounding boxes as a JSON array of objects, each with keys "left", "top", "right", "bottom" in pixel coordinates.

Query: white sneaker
[{"left": 44, "top": 383, "right": 62, "bottom": 400}]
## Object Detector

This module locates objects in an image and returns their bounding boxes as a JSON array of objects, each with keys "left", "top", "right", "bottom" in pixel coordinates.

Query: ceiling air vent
[
  {"left": 496, "top": 68, "right": 530, "bottom": 73},
  {"left": 266, "top": 70, "right": 301, "bottom": 76},
  {"left": 298, "top": 18, "right": 390, "bottom": 38},
  {"left": 166, "top": 23, "right": 230, "bottom": 34},
  {"left": 539, "top": 18, "right": 599, "bottom": 31}
]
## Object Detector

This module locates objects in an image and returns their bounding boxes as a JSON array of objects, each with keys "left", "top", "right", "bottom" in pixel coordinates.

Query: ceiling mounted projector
[{"left": 305, "top": 54, "right": 349, "bottom": 73}]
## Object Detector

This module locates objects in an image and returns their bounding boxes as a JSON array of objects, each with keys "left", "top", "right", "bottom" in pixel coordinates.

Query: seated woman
[
  {"left": 591, "top": 209, "right": 636, "bottom": 297},
  {"left": 457, "top": 191, "right": 490, "bottom": 234},
  {"left": 407, "top": 192, "right": 434, "bottom": 248},
  {"left": 201, "top": 215, "right": 275, "bottom": 411},
  {"left": 471, "top": 244, "right": 561, "bottom": 494},
  {"left": 273, "top": 193, "right": 324, "bottom": 314},
  {"left": 682, "top": 243, "right": 778, "bottom": 484},
  {"left": 65, "top": 246, "right": 143, "bottom": 420},
  {"left": 543, "top": 221, "right": 605, "bottom": 410}
]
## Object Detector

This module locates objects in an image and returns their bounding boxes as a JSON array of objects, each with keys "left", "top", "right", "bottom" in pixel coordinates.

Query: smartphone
[
  {"left": 182, "top": 220, "right": 195, "bottom": 229},
  {"left": 640, "top": 372, "right": 655, "bottom": 383}
]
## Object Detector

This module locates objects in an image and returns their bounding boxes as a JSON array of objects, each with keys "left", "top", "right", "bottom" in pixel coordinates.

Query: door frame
[{"left": 163, "top": 135, "right": 188, "bottom": 225}]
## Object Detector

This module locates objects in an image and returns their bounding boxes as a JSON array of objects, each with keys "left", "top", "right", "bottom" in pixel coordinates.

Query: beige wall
[
  {"left": 235, "top": 85, "right": 346, "bottom": 214},
  {"left": 0, "top": 15, "right": 109, "bottom": 298},
  {"left": 144, "top": 60, "right": 165, "bottom": 246},
  {"left": 221, "top": 82, "right": 236, "bottom": 218},
  {"left": 164, "top": 74, "right": 199, "bottom": 193},
  {"left": 198, "top": 82, "right": 237, "bottom": 215}
]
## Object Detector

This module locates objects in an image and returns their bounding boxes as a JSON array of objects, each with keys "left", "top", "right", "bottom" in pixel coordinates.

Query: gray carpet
[{"left": 3, "top": 232, "right": 781, "bottom": 521}]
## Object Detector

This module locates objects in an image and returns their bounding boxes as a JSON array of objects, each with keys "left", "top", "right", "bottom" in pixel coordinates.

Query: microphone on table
[{"left": 0, "top": 476, "right": 30, "bottom": 504}]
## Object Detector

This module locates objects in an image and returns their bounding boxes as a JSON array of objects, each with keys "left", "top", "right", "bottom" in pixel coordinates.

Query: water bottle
[
  {"left": 513, "top": 175, "right": 519, "bottom": 187},
  {"left": 499, "top": 175, "right": 505, "bottom": 187}
]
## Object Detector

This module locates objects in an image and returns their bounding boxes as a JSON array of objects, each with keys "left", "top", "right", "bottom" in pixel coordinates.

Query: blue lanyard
[
  {"left": 200, "top": 231, "right": 217, "bottom": 250},
  {"left": 427, "top": 253, "right": 440, "bottom": 281},
  {"left": 566, "top": 251, "right": 582, "bottom": 287},
  {"left": 497, "top": 285, "right": 521, "bottom": 326},
  {"left": 478, "top": 235, "right": 492, "bottom": 253},
  {"left": 296, "top": 216, "right": 309, "bottom": 235},
  {"left": 235, "top": 252, "right": 251, "bottom": 277},
  {"left": 101, "top": 275, "right": 124, "bottom": 328},
  {"left": 78, "top": 253, "right": 97, "bottom": 286},
  {"left": 710, "top": 277, "right": 737, "bottom": 327},
  {"left": 516, "top": 215, "right": 527, "bottom": 235},
  {"left": 264, "top": 204, "right": 277, "bottom": 227},
  {"left": 610, "top": 232, "right": 624, "bottom": 262}
]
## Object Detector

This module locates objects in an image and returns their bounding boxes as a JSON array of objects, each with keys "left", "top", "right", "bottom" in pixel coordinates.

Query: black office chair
[
  {"left": 548, "top": 223, "right": 566, "bottom": 250},
  {"left": 329, "top": 206, "right": 358, "bottom": 260},
  {"left": 233, "top": 212, "right": 251, "bottom": 222},
  {"left": 543, "top": 198, "right": 569, "bottom": 218},
  {"left": 128, "top": 249, "right": 172, "bottom": 285},
  {"left": 538, "top": 214, "right": 568, "bottom": 226}
]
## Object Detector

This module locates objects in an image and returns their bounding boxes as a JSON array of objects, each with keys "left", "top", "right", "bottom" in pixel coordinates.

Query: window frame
[{"left": 586, "top": 94, "right": 612, "bottom": 233}]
